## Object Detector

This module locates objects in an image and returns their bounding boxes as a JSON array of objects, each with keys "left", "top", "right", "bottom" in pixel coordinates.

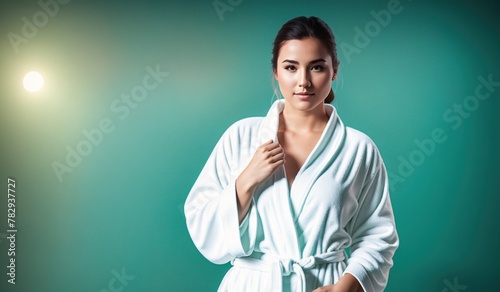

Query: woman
[{"left": 185, "top": 16, "right": 398, "bottom": 292}]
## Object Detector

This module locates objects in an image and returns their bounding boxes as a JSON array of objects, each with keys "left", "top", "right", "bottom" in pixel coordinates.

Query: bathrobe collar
[{"left": 258, "top": 99, "right": 347, "bottom": 257}]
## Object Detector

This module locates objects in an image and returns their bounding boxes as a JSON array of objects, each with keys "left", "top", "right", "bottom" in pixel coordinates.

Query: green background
[{"left": 1, "top": 0, "right": 498, "bottom": 291}]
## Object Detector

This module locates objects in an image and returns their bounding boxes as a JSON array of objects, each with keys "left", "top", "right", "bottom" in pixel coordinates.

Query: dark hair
[{"left": 272, "top": 16, "right": 339, "bottom": 103}]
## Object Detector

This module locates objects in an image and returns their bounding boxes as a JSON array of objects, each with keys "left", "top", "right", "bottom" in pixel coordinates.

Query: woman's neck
[{"left": 279, "top": 103, "right": 329, "bottom": 133}]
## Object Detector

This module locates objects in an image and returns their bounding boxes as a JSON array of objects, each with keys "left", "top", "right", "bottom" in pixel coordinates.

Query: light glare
[{"left": 23, "top": 71, "right": 44, "bottom": 92}]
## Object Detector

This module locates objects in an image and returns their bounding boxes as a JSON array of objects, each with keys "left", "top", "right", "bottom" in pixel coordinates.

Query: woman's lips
[{"left": 294, "top": 92, "right": 314, "bottom": 100}]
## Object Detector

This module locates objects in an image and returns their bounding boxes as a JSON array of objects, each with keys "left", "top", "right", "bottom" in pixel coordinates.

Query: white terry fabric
[{"left": 184, "top": 100, "right": 399, "bottom": 292}]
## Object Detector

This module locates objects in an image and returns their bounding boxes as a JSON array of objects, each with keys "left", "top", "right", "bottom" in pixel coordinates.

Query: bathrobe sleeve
[
  {"left": 184, "top": 122, "right": 256, "bottom": 264},
  {"left": 343, "top": 141, "right": 399, "bottom": 292}
]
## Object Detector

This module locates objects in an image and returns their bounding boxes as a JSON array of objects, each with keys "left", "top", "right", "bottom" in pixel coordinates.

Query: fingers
[
  {"left": 241, "top": 140, "right": 286, "bottom": 186},
  {"left": 258, "top": 141, "right": 282, "bottom": 153},
  {"left": 258, "top": 140, "right": 277, "bottom": 151},
  {"left": 269, "top": 149, "right": 285, "bottom": 163},
  {"left": 268, "top": 145, "right": 283, "bottom": 156},
  {"left": 257, "top": 142, "right": 284, "bottom": 160}
]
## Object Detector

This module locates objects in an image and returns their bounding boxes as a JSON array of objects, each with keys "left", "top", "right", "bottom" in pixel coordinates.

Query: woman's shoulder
[
  {"left": 344, "top": 126, "right": 385, "bottom": 166},
  {"left": 228, "top": 116, "right": 264, "bottom": 129},
  {"left": 344, "top": 126, "right": 378, "bottom": 148},
  {"left": 221, "top": 116, "right": 265, "bottom": 139}
]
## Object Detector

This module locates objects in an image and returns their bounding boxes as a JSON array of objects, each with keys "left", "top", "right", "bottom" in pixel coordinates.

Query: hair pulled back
[{"left": 272, "top": 16, "right": 339, "bottom": 103}]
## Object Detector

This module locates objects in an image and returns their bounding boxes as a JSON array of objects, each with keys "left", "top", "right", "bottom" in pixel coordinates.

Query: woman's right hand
[{"left": 235, "top": 140, "right": 285, "bottom": 222}]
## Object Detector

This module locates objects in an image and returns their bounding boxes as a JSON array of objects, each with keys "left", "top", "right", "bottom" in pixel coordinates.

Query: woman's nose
[{"left": 298, "top": 70, "right": 311, "bottom": 88}]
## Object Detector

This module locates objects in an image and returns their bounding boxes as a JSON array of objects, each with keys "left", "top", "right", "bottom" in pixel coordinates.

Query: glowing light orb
[{"left": 23, "top": 71, "right": 44, "bottom": 92}]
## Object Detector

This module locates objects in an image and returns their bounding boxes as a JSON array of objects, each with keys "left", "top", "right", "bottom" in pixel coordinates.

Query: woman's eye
[
  {"left": 284, "top": 65, "right": 296, "bottom": 71},
  {"left": 311, "top": 65, "right": 324, "bottom": 71}
]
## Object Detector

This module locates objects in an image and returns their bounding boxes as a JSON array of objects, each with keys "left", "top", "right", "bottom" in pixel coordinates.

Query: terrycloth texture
[{"left": 185, "top": 100, "right": 399, "bottom": 292}]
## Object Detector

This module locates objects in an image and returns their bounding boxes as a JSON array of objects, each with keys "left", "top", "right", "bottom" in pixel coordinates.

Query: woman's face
[{"left": 274, "top": 37, "right": 335, "bottom": 114}]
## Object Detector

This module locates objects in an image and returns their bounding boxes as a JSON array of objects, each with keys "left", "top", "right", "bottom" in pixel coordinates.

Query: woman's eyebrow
[{"left": 282, "top": 58, "right": 327, "bottom": 64}]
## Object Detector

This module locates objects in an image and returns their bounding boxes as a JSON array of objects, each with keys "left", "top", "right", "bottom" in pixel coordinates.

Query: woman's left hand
[
  {"left": 312, "top": 284, "right": 354, "bottom": 292},
  {"left": 313, "top": 273, "right": 363, "bottom": 292}
]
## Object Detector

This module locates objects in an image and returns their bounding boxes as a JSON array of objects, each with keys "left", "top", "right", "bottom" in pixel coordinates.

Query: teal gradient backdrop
[{"left": 0, "top": 0, "right": 498, "bottom": 291}]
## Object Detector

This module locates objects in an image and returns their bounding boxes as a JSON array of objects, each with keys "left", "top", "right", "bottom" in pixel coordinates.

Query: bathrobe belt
[{"left": 232, "top": 250, "right": 347, "bottom": 292}]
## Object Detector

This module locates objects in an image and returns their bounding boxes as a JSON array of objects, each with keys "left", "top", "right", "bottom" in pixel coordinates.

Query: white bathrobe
[{"left": 185, "top": 100, "right": 398, "bottom": 292}]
